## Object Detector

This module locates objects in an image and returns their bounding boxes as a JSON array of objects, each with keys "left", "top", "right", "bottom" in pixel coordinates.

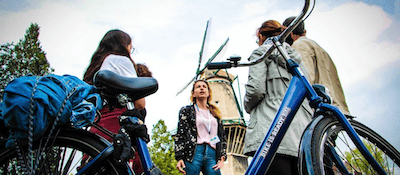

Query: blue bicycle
[
  {"left": 207, "top": 0, "right": 400, "bottom": 174},
  {"left": 0, "top": 70, "right": 161, "bottom": 175}
]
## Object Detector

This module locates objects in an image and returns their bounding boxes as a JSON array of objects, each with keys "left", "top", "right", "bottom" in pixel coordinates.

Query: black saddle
[{"left": 94, "top": 70, "right": 158, "bottom": 101}]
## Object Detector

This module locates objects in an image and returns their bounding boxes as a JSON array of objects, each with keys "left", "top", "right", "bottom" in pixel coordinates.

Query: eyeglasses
[{"left": 130, "top": 46, "right": 135, "bottom": 54}]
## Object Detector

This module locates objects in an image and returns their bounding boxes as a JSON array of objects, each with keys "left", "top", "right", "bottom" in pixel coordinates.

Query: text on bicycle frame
[{"left": 260, "top": 107, "right": 291, "bottom": 158}]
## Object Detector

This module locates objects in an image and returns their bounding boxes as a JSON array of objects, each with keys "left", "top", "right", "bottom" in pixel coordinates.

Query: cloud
[
  {"left": 240, "top": 1, "right": 274, "bottom": 19},
  {"left": 346, "top": 60, "right": 400, "bottom": 149},
  {"left": 0, "top": 0, "right": 37, "bottom": 13},
  {"left": 304, "top": 1, "right": 400, "bottom": 149},
  {"left": 305, "top": 2, "right": 400, "bottom": 88}
]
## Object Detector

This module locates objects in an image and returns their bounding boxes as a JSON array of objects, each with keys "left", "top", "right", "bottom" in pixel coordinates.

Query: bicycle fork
[
  {"left": 319, "top": 104, "right": 387, "bottom": 175},
  {"left": 125, "top": 102, "right": 162, "bottom": 175}
]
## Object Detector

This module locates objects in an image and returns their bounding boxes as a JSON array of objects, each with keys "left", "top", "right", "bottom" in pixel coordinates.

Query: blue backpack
[{"left": 1, "top": 74, "right": 102, "bottom": 148}]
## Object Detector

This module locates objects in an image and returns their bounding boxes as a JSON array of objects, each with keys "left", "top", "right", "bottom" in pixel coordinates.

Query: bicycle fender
[{"left": 298, "top": 115, "right": 325, "bottom": 175}]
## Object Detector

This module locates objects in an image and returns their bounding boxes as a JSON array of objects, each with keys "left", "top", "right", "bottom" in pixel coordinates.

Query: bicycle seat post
[{"left": 127, "top": 102, "right": 134, "bottom": 110}]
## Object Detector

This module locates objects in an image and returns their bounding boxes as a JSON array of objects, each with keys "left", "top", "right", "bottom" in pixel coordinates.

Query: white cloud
[
  {"left": 305, "top": 2, "right": 400, "bottom": 88},
  {"left": 240, "top": 1, "right": 273, "bottom": 19}
]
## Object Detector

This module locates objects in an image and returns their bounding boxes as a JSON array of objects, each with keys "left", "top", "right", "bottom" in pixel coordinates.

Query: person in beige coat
[
  {"left": 283, "top": 16, "right": 350, "bottom": 114},
  {"left": 243, "top": 20, "right": 312, "bottom": 175}
]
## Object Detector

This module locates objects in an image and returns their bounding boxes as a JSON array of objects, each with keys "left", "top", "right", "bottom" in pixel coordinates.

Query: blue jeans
[{"left": 184, "top": 144, "right": 221, "bottom": 175}]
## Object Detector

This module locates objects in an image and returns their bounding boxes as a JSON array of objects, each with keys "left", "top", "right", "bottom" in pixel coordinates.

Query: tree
[
  {"left": 344, "top": 141, "right": 390, "bottom": 174},
  {"left": 148, "top": 120, "right": 180, "bottom": 175},
  {"left": 0, "top": 23, "right": 54, "bottom": 100}
]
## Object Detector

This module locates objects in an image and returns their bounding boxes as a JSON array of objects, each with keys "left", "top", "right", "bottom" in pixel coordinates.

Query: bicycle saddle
[{"left": 94, "top": 70, "right": 158, "bottom": 101}]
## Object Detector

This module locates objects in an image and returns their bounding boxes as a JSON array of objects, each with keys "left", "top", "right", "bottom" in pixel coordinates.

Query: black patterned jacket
[{"left": 174, "top": 105, "right": 227, "bottom": 163}]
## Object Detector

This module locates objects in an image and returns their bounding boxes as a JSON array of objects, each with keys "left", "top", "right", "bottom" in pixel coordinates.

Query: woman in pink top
[{"left": 175, "top": 80, "right": 227, "bottom": 175}]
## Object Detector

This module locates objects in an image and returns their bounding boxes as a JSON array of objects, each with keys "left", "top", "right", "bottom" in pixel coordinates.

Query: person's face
[
  {"left": 257, "top": 34, "right": 265, "bottom": 46},
  {"left": 192, "top": 81, "right": 210, "bottom": 100},
  {"left": 127, "top": 43, "right": 134, "bottom": 54}
]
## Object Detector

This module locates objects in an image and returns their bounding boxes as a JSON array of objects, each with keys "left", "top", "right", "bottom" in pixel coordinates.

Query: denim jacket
[{"left": 174, "top": 105, "right": 227, "bottom": 163}]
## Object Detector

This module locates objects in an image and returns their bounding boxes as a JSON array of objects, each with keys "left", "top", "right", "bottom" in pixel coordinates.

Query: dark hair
[
  {"left": 257, "top": 20, "right": 286, "bottom": 43},
  {"left": 282, "top": 16, "right": 305, "bottom": 35},
  {"left": 190, "top": 80, "right": 221, "bottom": 119},
  {"left": 136, "top": 63, "right": 152, "bottom": 77},
  {"left": 83, "top": 29, "right": 136, "bottom": 84}
]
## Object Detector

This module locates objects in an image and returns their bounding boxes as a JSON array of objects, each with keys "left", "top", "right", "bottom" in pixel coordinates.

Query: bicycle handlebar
[
  {"left": 207, "top": 62, "right": 233, "bottom": 69},
  {"left": 206, "top": 0, "right": 311, "bottom": 70}
]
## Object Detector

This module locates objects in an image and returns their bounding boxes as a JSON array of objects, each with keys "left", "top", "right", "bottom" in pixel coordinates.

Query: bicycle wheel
[
  {"left": 0, "top": 127, "right": 129, "bottom": 175},
  {"left": 301, "top": 115, "right": 400, "bottom": 175}
]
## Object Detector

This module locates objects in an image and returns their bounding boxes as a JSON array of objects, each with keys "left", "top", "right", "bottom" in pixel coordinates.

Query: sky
[{"left": 1, "top": 0, "right": 399, "bottom": 150}]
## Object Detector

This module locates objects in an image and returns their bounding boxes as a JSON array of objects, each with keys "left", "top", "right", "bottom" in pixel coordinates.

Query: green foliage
[
  {"left": 344, "top": 140, "right": 389, "bottom": 174},
  {"left": 0, "top": 23, "right": 54, "bottom": 100},
  {"left": 148, "top": 120, "right": 180, "bottom": 175}
]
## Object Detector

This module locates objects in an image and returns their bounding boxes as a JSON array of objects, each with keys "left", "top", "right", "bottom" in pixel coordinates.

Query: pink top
[{"left": 195, "top": 106, "right": 218, "bottom": 149}]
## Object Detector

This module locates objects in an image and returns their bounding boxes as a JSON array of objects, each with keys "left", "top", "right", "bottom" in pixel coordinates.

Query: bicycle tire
[
  {"left": 300, "top": 115, "right": 400, "bottom": 175},
  {"left": 0, "top": 127, "right": 129, "bottom": 175}
]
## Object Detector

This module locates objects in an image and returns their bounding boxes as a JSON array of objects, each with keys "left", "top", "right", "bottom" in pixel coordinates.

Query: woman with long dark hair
[
  {"left": 82, "top": 29, "right": 149, "bottom": 173},
  {"left": 84, "top": 29, "right": 145, "bottom": 138},
  {"left": 84, "top": 29, "right": 137, "bottom": 85}
]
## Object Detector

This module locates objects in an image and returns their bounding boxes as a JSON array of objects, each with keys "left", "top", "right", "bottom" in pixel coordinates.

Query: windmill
[{"left": 176, "top": 19, "right": 248, "bottom": 175}]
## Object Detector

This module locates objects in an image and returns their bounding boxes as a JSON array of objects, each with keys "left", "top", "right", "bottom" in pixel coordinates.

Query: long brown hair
[
  {"left": 190, "top": 80, "right": 221, "bottom": 119},
  {"left": 83, "top": 29, "right": 137, "bottom": 84},
  {"left": 257, "top": 20, "right": 286, "bottom": 44}
]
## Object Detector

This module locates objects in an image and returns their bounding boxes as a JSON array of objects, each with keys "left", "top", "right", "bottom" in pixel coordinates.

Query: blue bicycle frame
[
  {"left": 135, "top": 135, "right": 156, "bottom": 174},
  {"left": 246, "top": 71, "right": 308, "bottom": 174},
  {"left": 77, "top": 126, "right": 155, "bottom": 175},
  {"left": 77, "top": 108, "right": 157, "bottom": 175},
  {"left": 76, "top": 128, "right": 156, "bottom": 175},
  {"left": 244, "top": 39, "right": 318, "bottom": 174}
]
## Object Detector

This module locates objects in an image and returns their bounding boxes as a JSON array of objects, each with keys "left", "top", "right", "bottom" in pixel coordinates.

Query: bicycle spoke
[
  {"left": 61, "top": 149, "right": 77, "bottom": 175},
  {"left": 58, "top": 147, "right": 66, "bottom": 175},
  {"left": 0, "top": 128, "right": 126, "bottom": 174},
  {"left": 302, "top": 117, "right": 400, "bottom": 174}
]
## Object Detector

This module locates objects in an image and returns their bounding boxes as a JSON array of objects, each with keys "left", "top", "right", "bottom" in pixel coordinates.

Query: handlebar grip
[{"left": 206, "top": 62, "right": 232, "bottom": 69}]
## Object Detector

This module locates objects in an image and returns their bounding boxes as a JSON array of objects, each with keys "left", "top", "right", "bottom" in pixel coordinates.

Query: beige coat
[
  {"left": 243, "top": 42, "right": 313, "bottom": 157},
  {"left": 292, "top": 36, "right": 350, "bottom": 114}
]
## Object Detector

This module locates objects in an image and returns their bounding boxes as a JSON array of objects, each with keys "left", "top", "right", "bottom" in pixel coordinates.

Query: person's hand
[
  {"left": 212, "top": 157, "right": 225, "bottom": 170},
  {"left": 176, "top": 159, "right": 186, "bottom": 174},
  {"left": 121, "top": 108, "right": 146, "bottom": 122}
]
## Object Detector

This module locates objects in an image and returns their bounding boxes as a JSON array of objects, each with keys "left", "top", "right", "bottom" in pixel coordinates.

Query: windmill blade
[
  {"left": 196, "top": 18, "right": 212, "bottom": 76},
  {"left": 175, "top": 75, "right": 196, "bottom": 96},
  {"left": 232, "top": 75, "right": 244, "bottom": 120},
  {"left": 196, "top": 37, "right": 229, "bottom": 79},
  {"left": 176, "top": 19, "right": 212, "bottom": 97},
  {"left": 176, "top": 37, "right": 229, "bottom": 96}
]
